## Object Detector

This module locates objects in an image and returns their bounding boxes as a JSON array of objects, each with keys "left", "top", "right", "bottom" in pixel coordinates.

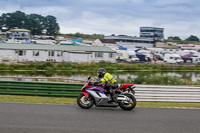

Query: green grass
[
  {"left": 0, "top": 95, "right": 77, "bottom": 104},
  {"left": 137, "top": 102, "right": 200, "bottom": 108},
  {"left": 0, "top": 95, "right": 200, "bottom": 108}
]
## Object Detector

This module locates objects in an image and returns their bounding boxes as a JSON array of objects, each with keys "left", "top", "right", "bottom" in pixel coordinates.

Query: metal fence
[
  {"left": 0, "top": 81, "right": 200, "bottom": 102},
  {"left": 0, "top": 81, "right": 82, "bottom": 98},
  {"left": 135, "top": 85, "right": 200, "bottom": 102}
]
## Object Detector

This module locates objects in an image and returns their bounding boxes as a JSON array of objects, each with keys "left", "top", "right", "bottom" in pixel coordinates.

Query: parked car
[
  {"left": 154, "top": 53, "right": 163, "bottom": 60},
  {"left": 116, "top": 50, "right": 139, "bottom": 63},
  {"left": 127, "top": 55, "right": 140, "bottom": 63},
  {"left": 164, "top": 54, "right": 183, "bottom": 64},
  {"left": 191, "top": 57, "right": 200, "bottom": 64}
]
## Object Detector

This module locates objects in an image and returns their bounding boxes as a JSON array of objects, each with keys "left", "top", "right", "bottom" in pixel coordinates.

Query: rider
[{"left": 94, "top": 68, "right": 121, "bottom": 102}]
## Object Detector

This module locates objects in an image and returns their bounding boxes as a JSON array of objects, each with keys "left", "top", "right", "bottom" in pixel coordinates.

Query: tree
[
  {"left": 0, "top": 11, "right": 60, "bottom": 35},
  {"left": 167, "top": 36, "right": 181, "bottom": 41},
  {"left": 1, "top": 11, "right": 27, "bottom": 30},
  {"left": 185, "top": 35, "right": 199, "bottom": 41},
  {"left": 0, "top": 16, "right": 3, "bottom": 30},
  {"left": 45, "top": 15, "right": 60, "bottom": 35},
  {"left": 74, "top": 32, "right": 81, "bottom": 37},
  {"left": 25, "top": 14, "right": 46, "bottom": 35},
  {"left": 167, "top": 36, "right": 173, "bottom": 40},
  {"left": 173, "top": 36, "right": 182, "bottom": 41}
]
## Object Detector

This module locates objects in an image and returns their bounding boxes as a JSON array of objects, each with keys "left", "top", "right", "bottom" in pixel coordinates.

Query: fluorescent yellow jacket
[{"left": 100, "top": 73, "right": 117, "bottom": 83}]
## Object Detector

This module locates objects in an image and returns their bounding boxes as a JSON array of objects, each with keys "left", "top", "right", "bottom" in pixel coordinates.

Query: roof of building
[
  {"left": 0, "top": 43, "right": 116, "bottom": 53},
  {"left": 140, "top": 27, "right": 164, "bottom": 30},
  {"left": 99, "top": 39, "right": 116, "bottom": 44},
  {"left": 104, "top": 36, "right": 154, "bottom": 41},
  {"left": 9, "top": 29, "right": 30, "bottom": 32}
]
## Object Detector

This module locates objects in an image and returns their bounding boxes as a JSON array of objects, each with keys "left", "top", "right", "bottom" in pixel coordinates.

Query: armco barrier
[
  {"left": 0, "top": 81, "right": 83, "bottom": 98},
  {"left": 135, "top": 85, "right": 200, "bottom": 102},
  {"left": 0, "top": 81, "right": 200, "bottom": 102}
]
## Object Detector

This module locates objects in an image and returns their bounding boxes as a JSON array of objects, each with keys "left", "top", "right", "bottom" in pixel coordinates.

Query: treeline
[
  {"left": 66, "top": 32, "right": 104, "bottom": 39},
  {"left": 164, "top": 40, "right": 200, "bottom": 45},
  {"left": 0, "top": 11, "right": 59, "bottom": 35},
  {"left": 166, "top": 35, "right": 200, "bottom": 42},
  {"left": 165, "top": 35, "right": 200, "bottom": 45}
]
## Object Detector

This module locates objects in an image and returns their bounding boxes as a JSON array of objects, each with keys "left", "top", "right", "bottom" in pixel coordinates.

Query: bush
[
  {"left": 117, "top": 75, "right": 199, "bottom": 85},
  {"left": 42, "top": 62, "right": 55, "bottom": 70}
]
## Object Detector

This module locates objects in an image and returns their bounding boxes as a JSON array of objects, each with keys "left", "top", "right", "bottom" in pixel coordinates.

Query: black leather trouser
[{"left": 105, "top": 82, "right": 118, "bottom": 97}]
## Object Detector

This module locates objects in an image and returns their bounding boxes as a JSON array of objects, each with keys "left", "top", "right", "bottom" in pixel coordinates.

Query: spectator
[
  {"left": 153, "top": 56, "right": 157, "bottom": 62},
  {"left": 146, "top": 57, "right": 151, "bottom": 63}
]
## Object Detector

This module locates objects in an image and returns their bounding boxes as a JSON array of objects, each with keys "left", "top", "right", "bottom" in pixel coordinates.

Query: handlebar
[
  {"left": 87, "top": 77, "right": 103, "bottom": 86},
  {"left": 88, "top": 82, "right": 103, "bottom": 86}
]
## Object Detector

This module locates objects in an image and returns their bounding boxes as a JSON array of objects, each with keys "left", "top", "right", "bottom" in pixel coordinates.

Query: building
[
  {"left": 0, "top": 43, "right": 116, "bottom": 63},
  {"left": 155, "top": 42, "right": 168, "bottom": 48},
  {"left": 6, "top": 29, "right": 31, "bottom": 40},
  {"left": 93, "top": 39, "right": 117, "bottom": 48},
  {"left": 104, "top": 35, "right": 154, "bottom": 48},
  {"left": 140, "top": 27, "right": 164, "bottom": 42},
  {"left": 82, "top": 40, "right": 94, "bottom": 45}
]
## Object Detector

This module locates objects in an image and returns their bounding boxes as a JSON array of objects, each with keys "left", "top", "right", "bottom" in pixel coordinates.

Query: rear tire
[
  {"left": 77, "top": 93, "right": 94, "bottom": 109},
  {"left": 119, "top": 94, "right": 136, "bottom": 110}
]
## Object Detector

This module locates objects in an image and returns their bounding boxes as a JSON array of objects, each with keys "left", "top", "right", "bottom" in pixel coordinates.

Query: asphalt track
[{"left": 0, "top": 102, "right": 200, "bottom": 133}]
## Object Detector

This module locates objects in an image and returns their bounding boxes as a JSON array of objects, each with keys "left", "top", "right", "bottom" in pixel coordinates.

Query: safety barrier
[
  {"left": 0, "top": 81, "right": 200, "bottom": 102},
  {"left": 135, "top": 85, "right": 200, "bottom": 102},
  {"left": 0, "top": 81, "right": 83, "bottom": 98}
]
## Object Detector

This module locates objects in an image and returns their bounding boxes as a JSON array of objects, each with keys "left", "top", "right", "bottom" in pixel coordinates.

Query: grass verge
[
  {"left": 137, "top": 102, "right": 200, "bottom": 108},
  {"left": 0, "top": 95, "right": 200, "bottom": 108},
  {"left": 0, "top": 95, "right": 77, "bottom": 104}
]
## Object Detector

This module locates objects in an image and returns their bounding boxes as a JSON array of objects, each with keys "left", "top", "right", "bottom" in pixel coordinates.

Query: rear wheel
[
  {"left": 77, "top": 93, "right": 94, "bottom": 109},
  {"left": 119, "top": 94, "right": 136, "bottom": 110}
]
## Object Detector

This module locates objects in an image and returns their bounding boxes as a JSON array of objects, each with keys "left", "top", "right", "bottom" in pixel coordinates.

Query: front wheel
[
  {"left": 77, "top": 93, "right": 94, "bottom": 109},
  {"left": 119, "top": 94, "right": 136, "bottom": 110}
]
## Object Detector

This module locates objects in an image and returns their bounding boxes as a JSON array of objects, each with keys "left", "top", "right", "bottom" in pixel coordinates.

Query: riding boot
[
  {"left": 112, "top": 91, "right": 117, "bottom": 102},
  {"left": 108, "top": 87, "right": 116, "bottom": 102},
  {"left": 110, "top": 89, "right": 117, "bottom": 102}
]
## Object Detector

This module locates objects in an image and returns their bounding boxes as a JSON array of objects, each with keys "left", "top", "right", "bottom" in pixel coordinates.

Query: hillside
[
  {"left": 165, "top": 39, "right": 200, "bottom": 45},
  {"left": 58, "top": 33, "right": 104, "bottom": 40}
]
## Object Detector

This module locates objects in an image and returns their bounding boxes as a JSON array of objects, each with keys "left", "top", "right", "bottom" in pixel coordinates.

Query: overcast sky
[{"left": 0, "top": 0, "right": 199, "bottom": 39}]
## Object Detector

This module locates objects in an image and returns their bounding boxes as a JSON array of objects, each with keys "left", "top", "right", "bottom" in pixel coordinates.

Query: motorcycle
[{"left": 77, "top": 77, "right": 136, "bottom": 110}]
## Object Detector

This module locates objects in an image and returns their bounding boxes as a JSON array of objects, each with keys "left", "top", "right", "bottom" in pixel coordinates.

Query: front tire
[
  {"left": 77, "top": 93, "right": 94, "bottom": 109},
  {"left": 119, "top": 94, "right": 136, "bottom": 110}
]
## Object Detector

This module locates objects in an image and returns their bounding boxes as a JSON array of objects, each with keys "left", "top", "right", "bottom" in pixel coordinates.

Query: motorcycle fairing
[
  {"left": 84, "top": 86, "right": 117, "bottom": 106},
  {"left": 82, "top": 92, "right": 89, "bottom": 98},
  {"left": 85, "top": 87, "right": 107, "bottom": 104},
  {"left": 119, "top": 84, "right": 134, "bottom": 89}
]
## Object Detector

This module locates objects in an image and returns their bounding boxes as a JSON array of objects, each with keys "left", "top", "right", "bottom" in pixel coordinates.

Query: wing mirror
[{"left": 88, "top": 77, "right": 91, "bottom": 80}]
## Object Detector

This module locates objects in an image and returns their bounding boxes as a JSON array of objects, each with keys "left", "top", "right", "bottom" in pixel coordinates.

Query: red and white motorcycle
[{"left": 77, "top": 77, "right": 136, "bottom": 110}]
